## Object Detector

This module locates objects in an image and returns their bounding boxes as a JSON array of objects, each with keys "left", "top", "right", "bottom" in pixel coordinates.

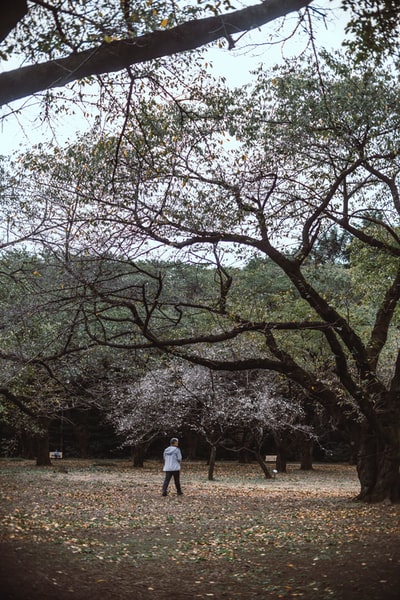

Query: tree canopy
[
  {"left": 1, "top": 0, "right": 400, "bottom": 502},
  {"left": 2, "top": 50, "right": 400, "bottom": 500},
  {"left": 0, "top": 0, "right": 399, "bottom": 109},
  {"left": 0, "top": 0, "right": 312, "bottom": 107}
]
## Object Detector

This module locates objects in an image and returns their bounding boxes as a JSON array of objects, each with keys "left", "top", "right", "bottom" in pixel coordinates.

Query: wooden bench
[
  {"left": 49, "top": 451, "right": 63, "bottom": 459},
  {"left": 265, "top": 454, "right": 277, "bottom": 462}
]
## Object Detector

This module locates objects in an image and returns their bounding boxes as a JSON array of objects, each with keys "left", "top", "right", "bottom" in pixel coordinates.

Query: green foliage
[
  {"left": 3, "top": 0, "right": 210, "bottom": 63},
  {"left": 348, "top": 224, "right": 400, "bottom": 300},
  {"left": 309, "top": 226, "right": 351, "bottom": 266},
  {"left": 244, "top": 51, "right": 400, "bottom": 162},
  {"left": 341, "top": 0, "right": 400, "bottom": 63},
  {"left": 3, "top": 50, "right": 400, "bottom": 499}
]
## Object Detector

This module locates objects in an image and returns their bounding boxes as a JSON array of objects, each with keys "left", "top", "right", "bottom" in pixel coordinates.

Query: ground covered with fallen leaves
[{"left": 0, "top": 459, "right": 399, "bottom": 599}]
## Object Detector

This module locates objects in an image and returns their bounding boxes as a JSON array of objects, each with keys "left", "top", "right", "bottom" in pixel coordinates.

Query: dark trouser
[{"left": 162, "top": 470, "right": 182, "bottom": 495}]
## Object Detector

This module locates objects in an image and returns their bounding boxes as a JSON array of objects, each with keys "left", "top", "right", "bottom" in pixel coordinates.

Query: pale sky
[
  {"left": 0, "top": 0, "right": 348, "bottom": 158},
  {"left": 206, "top": 0, "right": 347, "bottom": 85}
]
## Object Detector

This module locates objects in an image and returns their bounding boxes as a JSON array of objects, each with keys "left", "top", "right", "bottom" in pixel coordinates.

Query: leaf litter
[{"left": 0, "top": 459, "right": 399, "bottom": 599}]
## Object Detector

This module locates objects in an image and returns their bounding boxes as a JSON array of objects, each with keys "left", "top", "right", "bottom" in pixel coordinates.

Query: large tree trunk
[
  {"left": 356, "top": 426, "right": 400, "bottom": 503},
  {"left": 276, "top": 447, "right": 287, "bottom": 473},
  {"left": 300, "top": 439, "right": 314, "bottom": 471}
]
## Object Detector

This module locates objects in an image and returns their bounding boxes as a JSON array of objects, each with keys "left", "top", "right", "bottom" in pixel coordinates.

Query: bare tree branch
[{"left": 0, "top": 0, "right": 312, "bottom": 106}]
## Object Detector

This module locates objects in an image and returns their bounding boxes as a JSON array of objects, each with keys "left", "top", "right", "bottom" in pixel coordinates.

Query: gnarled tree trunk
[{"left": 356, "top": 424, "right": 400, "bottom": 503}]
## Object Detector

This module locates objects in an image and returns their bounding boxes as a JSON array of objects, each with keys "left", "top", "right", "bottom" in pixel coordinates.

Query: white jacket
[{"left": 163, "top": 445, "right": 182, "bottom": 471}]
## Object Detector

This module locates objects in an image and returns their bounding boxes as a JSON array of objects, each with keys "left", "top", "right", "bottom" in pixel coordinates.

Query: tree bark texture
[
  {"left": 356, "top": 425, "right": 400, "bottom": 503},
  {"left": 300, "top": 440, "right": 314, "bottom": 470},
  {"left": 276, "top": 448, "right": 287, "bottom": 473},
  {"left": 0, "top": 0, "right": 312, "bottom": 106}
]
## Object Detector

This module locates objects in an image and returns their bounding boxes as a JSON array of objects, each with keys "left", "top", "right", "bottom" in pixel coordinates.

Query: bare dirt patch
[{"left": 0, "top": 459, "right": 399, "bottom": 599}]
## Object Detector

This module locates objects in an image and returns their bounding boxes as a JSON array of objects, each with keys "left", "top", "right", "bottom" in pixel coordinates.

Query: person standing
[{"left": 162, "top": 437, "right": 183, "bottom": 496}]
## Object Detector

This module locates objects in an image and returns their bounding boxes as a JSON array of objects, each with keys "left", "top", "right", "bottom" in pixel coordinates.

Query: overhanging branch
[
  {"left": 0, "top": 0, "right": 312, "bottom": 106},
  {"left": 0, "top": 0, "right": 27, "bottom": 43}
]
